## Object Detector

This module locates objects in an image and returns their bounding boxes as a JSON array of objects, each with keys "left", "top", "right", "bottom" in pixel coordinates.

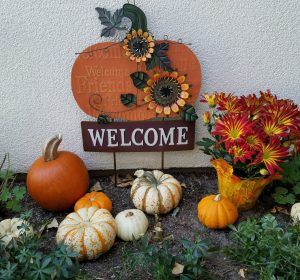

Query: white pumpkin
[
  {"left": 0, "top": 218, "right": 33, "bottom": 246},
  {"left": 131, "top": 170, "right": 182, "bottom": 215},
  {"left": 291, "top": 203, "right": 300, "bottom": 224},
  {"left": 115, "top": 209, "right": 149, "bottom": 241},
  {"left": 56, "top": 207, "right": 117, "bottom": 261}
]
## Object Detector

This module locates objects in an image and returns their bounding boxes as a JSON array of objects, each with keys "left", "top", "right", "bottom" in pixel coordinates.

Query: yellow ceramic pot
[{"left": 211, "top": 159, "right": 281, "bottom": 211}]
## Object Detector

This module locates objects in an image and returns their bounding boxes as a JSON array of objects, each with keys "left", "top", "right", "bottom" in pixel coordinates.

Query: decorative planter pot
[{"left": 211, "top": 159, "right": 281, "bottom": 211}]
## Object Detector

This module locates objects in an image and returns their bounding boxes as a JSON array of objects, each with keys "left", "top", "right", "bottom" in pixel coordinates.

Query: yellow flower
[
  {"left": 202, "top": 111, "right": 211, "bottom": 124},
  {"left": 201, "top": 93, "right": 217, "bottom": 108},
  {"left": 143, "top": 71, "right": 190, "bottom": 116},
  {"left": 259, "top": 168, "right": 269, "bottom": 176},
  {"left": 123, "top": 29, "right": 155, "bottom": 63}
]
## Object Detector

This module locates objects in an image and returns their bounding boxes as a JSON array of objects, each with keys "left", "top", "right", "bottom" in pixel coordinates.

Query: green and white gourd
[
  {"left": 115, "top": 209, "right": 149, "bottom": 241},
  {"left": 131, "top": 170, "right": 182, "bottom": 215}
]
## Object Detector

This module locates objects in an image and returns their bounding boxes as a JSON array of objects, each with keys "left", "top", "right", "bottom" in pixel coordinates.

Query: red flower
[
  {"left": 260, "top": 117, "right": 288, "bottom": 138},
  {"left": 215, "top": 92, "right": 241, "bottom": 113},
  {"left": 212, "top": 113, "right": 253, "bottom": 149},
  {"left": 229, "top": 145, "right": 255, "bottom": 164},
  {"left": 252, "top": 138, "right": 289, "bottom": 175},
  {"left": 259, "top": 90, "right": 277, "bottom": 104},
  {"left": 239, "top": 93, "right": 262, "bottom": 116}
]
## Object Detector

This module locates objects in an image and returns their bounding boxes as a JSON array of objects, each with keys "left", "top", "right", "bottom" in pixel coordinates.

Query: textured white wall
[{"left": 0, "top": 0, "right": 299, "bottom": 172}]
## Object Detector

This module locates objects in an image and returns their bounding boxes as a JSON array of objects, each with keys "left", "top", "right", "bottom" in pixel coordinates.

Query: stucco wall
[{"left": 1, "top": 0, "right": 299, "bottom": 172}]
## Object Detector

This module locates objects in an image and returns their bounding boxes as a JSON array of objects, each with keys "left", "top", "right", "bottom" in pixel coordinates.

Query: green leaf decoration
[
  {"left": 293, "top": 183, "right": 300, "bottom": 195},
  {"left": 123, "top": 4, "right": 147, "bottom": 31},
  {"left": 13, "top": 186, "right": 26, "bottom": 201},
  {"left": 130, "top": 71, "right": 149, "bottom": 89},
  {"left": 275, "top": 187, "right": 288, "bottom": 195},
  {"left": 97, "top": 114, "right": 111, "bottom": 124},
  {"left": 95, "top": 7, "right": 127, "bottom": 37},
  {"left": 180, "top": 105, "right": 198, "bottom": 122},
  {"left": 120, "top": 94, "right": 136, "bottom": 107},
  {"left": 146, "top": 43, "right": 173, "bottom": 72},
  {"left": 0, "top": 186, "right": 11, "bottom": 202}
]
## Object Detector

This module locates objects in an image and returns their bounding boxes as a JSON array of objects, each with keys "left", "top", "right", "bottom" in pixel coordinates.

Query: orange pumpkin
[
  {"left": 74, "top": 192, "right": 112, "bottom": 212},
  {"left": 197, "top": 194, "right": 238, "bottom": 229},
  {"left": 27, "top": 134, "right": 89, "bottom": 211}
]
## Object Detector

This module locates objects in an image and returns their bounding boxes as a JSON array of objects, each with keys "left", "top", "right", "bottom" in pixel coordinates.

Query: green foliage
[
  {"left": 123, "top": 3, "right": 147, "bottom": 31},
  {"left": 180, "top": 104, "right": 198, "bottom": 122},
  {"left": 97, "top": 114, "right": 111, "bottom": 124},
  {"left": 0, "top": 213, "right": 83, "bottom": 280},
  {"left": 95, "top": 8, "right": 127, "bottom": 37},
  {"left": 0, "top": 154, "right": 26, "bottom": 212},
  {"left": 273, "top": 155, "right": 300, "bottom": 205},
  {"left": 146, "top": 43, "right": 173, "bottom": 72},
  {"left": 116, "top": 234, "right": 215, "bottom": 280},
  {"left": 120, "top": 93, "right": 137, "bottom": 107},
  {"left": 130, "top": 71, "right": 149, "bottom": 89},
  {"left": 225, "top": 214, "right": 300, "bottom": 280}
]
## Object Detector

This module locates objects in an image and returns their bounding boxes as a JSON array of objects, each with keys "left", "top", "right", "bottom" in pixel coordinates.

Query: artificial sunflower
[
  {"left": 143, "top": 71, "right": 190, "bottom": 116},
  {"left": 123, "top": 29, "right": 155, "bottom": 62}
]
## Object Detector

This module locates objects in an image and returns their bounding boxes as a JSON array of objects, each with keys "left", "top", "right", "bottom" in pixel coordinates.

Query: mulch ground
[{"left": 1, "top": 170, "right": 289, "bottom": 280}]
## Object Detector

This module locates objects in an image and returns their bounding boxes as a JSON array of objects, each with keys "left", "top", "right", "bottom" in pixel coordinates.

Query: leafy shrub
[
  {"left": 273, "top": 155, "right": 300, "bottom": 205},
  {"left": 0, "top": 212, "right": 87, "bottom": 280},
  {"left": 116, "top": 234, "right": 215, "bottom": 280},
  {"left": 0, "top": 154, "right": 26, "bottom": 212},
  {"left": 225, "top": 214, "right": 300, "bottom": 280}
]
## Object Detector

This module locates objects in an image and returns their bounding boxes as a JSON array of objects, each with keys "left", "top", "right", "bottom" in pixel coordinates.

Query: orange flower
[
  {"left": 143, "top": 71, "right": 190, "bottom": 116},
  {"left": 252, "top": 138, "right": 289, "bottom": 175},
  {"left": 202, "top": 111, "right": 211, "bottom": 124},
  {"left": 212, "top": 113, "right": 253, "bottom": 149}
]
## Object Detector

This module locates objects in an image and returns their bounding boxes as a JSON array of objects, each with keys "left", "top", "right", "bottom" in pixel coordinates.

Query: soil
[{"left": 1, "top": 170, "right": 290, "bottom": 280}]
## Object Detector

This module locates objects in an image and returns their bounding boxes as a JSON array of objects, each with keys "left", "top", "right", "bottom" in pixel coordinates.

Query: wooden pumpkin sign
[{"left": 71, "top": 3, "right": 201, "bottom": 122}]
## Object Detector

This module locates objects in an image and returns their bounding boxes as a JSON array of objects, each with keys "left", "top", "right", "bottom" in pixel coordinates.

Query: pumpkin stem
[
  {"left": 125, "top": 211, "right": 134, "bottom": 217},
  {"left": 214, "top": 194, "right": 221, "bottom": 201},
  {"left": 143, "top": 171, "right": 158, "bottom": 187},
  {"left": 42, "top": 134, "right": 62, "bottom": 162}
]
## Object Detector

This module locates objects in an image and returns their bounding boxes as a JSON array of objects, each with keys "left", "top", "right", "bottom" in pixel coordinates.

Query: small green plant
[
  {"left": 273, "top": 155, "right": 300, "bottom": 205},
  {"left": 0, "top": 153, "right": 26, "bottom": 212},
  {"left": 116, "top": 234, "right": 215, "bottom": 280},
  {"left": 225, "top": 214, "right": 300, "bottom": 280},
  {"left": 0, "top": 212, "right": 86, "bottom": 280}
]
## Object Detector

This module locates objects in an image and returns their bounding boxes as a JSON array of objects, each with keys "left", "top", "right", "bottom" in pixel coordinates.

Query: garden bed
[{"left": 1, "top": 169, "right": 290, "bottom": 280}]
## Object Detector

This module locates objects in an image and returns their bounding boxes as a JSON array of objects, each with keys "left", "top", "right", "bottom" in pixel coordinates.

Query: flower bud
[
  {"left": 204, "top": 94, "right": 217, "bottom": 108},
  {"left": 202, "top": 111, "right": 211, "bottom": 124},
  {"left": 259, "top": 168, "right": 269, "bottom": 176}
]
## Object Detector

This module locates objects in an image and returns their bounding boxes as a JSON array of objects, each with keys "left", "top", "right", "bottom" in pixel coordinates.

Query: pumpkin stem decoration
[{"left": 42, "top": 134, "right": 62, "bottom": 161}]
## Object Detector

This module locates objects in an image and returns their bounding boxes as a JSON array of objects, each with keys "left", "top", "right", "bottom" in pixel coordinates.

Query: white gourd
[
  {"left": 131, "top": 170, "right": 182, "bottom": 215},
  {"left": 291, "top": 203, "right": 300, "bottom": 224},
  {"left": 115, "top": 209, "right": 149, "bottom": 241},
  {"left": 0, "top": 218, "right": 33, "bottom": 246},
  {"left": 56, "top": 207, "right": 117, "bottom": 261}
]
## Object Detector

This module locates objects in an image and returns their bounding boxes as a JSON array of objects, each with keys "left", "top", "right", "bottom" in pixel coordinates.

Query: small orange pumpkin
[
  {"left": 74, "top": 192, "right": 112, "bottom": 212},
  {"left": 27, "top": 134, "right": 89, "bottom": 211},
  {"left": 197, "top": 194, "right": 238, "bottom": 229}
]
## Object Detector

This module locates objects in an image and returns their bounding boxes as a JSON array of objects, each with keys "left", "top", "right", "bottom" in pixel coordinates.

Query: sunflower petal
[
  {"left": 141, "top": 56, "right": 147, "bottom": 61},
  {"left": 147, "top": 36, "right": 153, "bottom": 42},
  {"left": 123, "top": 39, "right": 128, "bottom": 44},
  {"left": 148, "top": 42, "right": 155, "bottom": 48},
  {"left": 177, "top": 75, "right": 186, "bottom": 83},
  {"left": 181, "top": 84, "right": 189, "bottom": 90},
  {"left": 147, "top": 79, "right": 154, "bottom": 86},
  {"left": 148, "top": 101, "right": 157, "bottom": 109},
  {"left": 177, "top": 98, "right": 186, "bottom": 107},
  {"left": 143, "top": 31, "right": 149, "bottom": 38},
  {"left": 144, "top": 94, "right": 153, "bottom": 102},
  {"left": 127, "top": 33, "right": 132, "bottom": 39},
  {"left": 164, "top": 106, "right": 171, "bottom": 115},
  {"left": 156, "top": 105, "right": 163, "bottom": 114},
  {"left": 146, "top": 53, "right": 152, "bottom": 58},
  {"left": 170, "top": 71, "right": 178, "bottom": 79},
  {"left": 137, "top": 29, "right": 143, "bottom": 36},
  {"left": 171, "top": 103, "right": 179, "bottom": 113},
  {"left": 154, "top": 73, "right": 160, "bottom": 80},
  {"left": 132, "top": 30, "right": 137, "bottom": 36},
  {"left": 136, "top": 57, "right": 141, "bottom": 63},
  {"left": 180, "top": 91, "right": 189, "bottom": 99},
  {"left": 144, "top": 87, "right": 152, "bottom": 94},
  {"left": 149, "top": 48, "right": 154, "bottom": 53},
  {"left": 125, "top": 51, "right": 131, "bottom": 57},
  {"left": 130, "top": 55, "right": 135, "bottom": 61}
]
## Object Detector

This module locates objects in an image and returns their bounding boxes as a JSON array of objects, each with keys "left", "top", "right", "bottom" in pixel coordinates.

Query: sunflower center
[
  {"left": 152, "top": 78, "right": 180, "bottom": 106},
  {"left": 128, "top": 37, "right": 148, "bottom": 57}
]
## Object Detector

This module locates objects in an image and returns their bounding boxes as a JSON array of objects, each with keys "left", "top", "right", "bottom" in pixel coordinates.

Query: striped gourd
[
  {"left": 56, "top": 207, "right": 117, "bottom": 261},
  {"left": 131, "top": 170, "right": 182, "bottom": 215}
]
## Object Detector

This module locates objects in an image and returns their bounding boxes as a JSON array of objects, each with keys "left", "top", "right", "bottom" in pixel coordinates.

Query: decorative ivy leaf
[
  {"left": 286, "top": 193, "right": 296, "bottom": 204},
  {"left": 293, "top": 183, "right": 300, "bottom": 195},
  {"left": 146, "top": 43, "right": 173, "bottom": 72},
  {"left": 120, "top": 94, "right": 136, "bottom": 107},
  {"left": 180, "top": 105, "right": 198, "bottom": 122},
  {"left": 0, "top": 186, "right": 11, "bottom": 202},
  {"left": 130, "top": 72, "right": 149, "bottom": 89},
  {"left": 96, "top": 8, "right": 126, "bottom": 37},
  {"left": 123, "top": 3, "right": 147, "bottom": 31},
  {"left": 275, "top": 187, "right": 288, "bottom": 195},
  {"left": 97, "top": 114, "right": 111, "bottom": 124},
  {"left": 12, "top": 186, "right": 26, "bottom": 201},
  {"left": 6, "top": 200, "right": 21, "bottom": 212}
]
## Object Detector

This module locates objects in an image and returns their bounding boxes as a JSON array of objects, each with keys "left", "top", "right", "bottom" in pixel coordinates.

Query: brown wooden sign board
[{"left": 81, "top": 120, "right": 195, "bottom": 152}]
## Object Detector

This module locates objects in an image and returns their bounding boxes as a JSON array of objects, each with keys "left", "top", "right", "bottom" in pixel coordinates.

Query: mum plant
[{"left": 198, "top": 91, "right": 300, "bottom": 210}]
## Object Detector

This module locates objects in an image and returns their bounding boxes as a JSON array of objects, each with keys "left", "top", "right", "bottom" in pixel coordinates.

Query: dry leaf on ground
[
  {"left": 47, "top": 218, "right": 59, "bottom": 229},
  {"left": 111, "top": 173, "right": 134, "bottom": 188},
  {"left": 238, "top": 268, "right": 247, "bottom": 278},
  {"left": 270, "top": 206, "right": 289, "bottom": 215},
  {"left": 172, "top": 262, "right": 184, "bottom": 275},
  {"left": 90, "top": 181, "right": 103, "bottom": 192}
]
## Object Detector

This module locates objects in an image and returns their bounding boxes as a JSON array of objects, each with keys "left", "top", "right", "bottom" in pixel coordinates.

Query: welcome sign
[{"left": 81, "top": 120, "right": 195, "bottom": 152}]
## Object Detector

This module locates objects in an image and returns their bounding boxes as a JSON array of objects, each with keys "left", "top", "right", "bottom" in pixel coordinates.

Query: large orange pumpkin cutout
[{"left": 71, "top": 41, "right": 201, "bottom": 121}]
